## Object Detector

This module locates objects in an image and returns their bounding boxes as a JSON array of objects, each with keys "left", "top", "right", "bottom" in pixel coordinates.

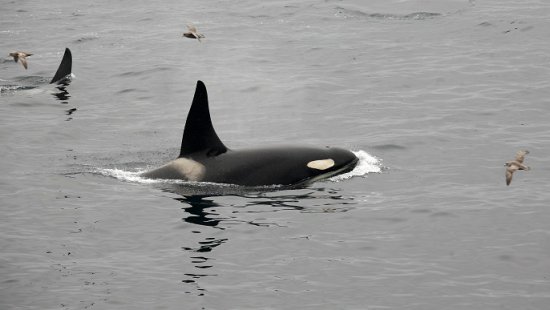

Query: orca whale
[
  {"left": 50, "top": 48, "right": 72, "bottom": 84},
  {"left": 141, "top": 81, "right": 359, "bottom": 187}
]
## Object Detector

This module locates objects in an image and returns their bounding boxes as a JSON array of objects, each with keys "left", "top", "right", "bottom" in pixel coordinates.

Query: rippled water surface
[{"left": 2, "top": 0, "right": 550, "bottom": 309}]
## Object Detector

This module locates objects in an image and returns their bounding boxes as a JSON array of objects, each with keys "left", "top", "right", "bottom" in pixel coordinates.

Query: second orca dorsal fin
[
  {"left": 179, "top": 80, "right": 228, "bottom": 157},
  {"left": 50, "top": 48, "right": 72, "bottom": 84}
]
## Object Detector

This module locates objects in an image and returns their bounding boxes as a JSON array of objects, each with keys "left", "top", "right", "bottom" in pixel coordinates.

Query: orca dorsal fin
[
  {"left": 50, "top": 48, "right": 72, "bottom": 84},
  {"left": 179, "top": 81, "right": 228, "bottom": 157}
]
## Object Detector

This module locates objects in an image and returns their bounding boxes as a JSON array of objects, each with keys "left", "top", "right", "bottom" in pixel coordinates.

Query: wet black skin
[{"left": 186, "top": 146, "right": 358, "bottom": 187}]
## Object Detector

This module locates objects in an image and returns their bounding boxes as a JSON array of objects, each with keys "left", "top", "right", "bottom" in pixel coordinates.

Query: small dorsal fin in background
[
  {"left": 179, "top": 80, "right": 228, "bottom": 157},
  {"left": 50, "top": 48, "right": 72, "bottom": 84}
]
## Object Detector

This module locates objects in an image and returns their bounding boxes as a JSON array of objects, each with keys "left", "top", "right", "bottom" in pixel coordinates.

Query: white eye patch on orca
[{"left": 307, "top": 159, "right": 335, "bottom": 170}]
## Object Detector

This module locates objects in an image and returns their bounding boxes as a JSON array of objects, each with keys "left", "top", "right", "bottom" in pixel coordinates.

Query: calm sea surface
[{"left": 2, "top": 0, "right": 550, "bottom": 309}]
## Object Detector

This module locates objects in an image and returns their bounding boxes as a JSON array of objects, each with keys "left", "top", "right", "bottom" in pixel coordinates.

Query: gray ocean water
[{"left": 2, "top": 0, "right": 550, "bottom": 309}]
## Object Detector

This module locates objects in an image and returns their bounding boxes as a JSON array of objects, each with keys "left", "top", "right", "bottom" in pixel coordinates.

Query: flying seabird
[
  {"left": 9, "top": 51, "right": 32, "bottom": 69},
  {"left": 505, "top": 150, "right": 530, "bottom": 186}
]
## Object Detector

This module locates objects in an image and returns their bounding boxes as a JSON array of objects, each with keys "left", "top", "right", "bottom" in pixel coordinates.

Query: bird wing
[
  {"left": 515, "top": 150, "right": 528, "bottom": 163},
  {"left": 505, "top": 167, "right": 515, "bottom": 185},
  {"left": 186, "top": 24, "right": 203, "bottom": 41},
  {"left": 505, "top": 164, "right": 520, "bottom": 186},
  {"left": 505, "top": 170, "right": 512, "bottom": 185},
  {"left": 19, "top": 56, "right": 28, "bottom": 69}
]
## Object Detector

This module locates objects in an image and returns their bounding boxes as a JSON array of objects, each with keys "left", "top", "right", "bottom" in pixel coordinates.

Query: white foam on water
[
  {"left": 329, "top": 150, "right": 383, "bottom": 182},
  {"left": 97, "top": 168, "right": 172, "bottom": 184},
  {"left": 97, "top": 167, "right": 241, "bottom": 188}
]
